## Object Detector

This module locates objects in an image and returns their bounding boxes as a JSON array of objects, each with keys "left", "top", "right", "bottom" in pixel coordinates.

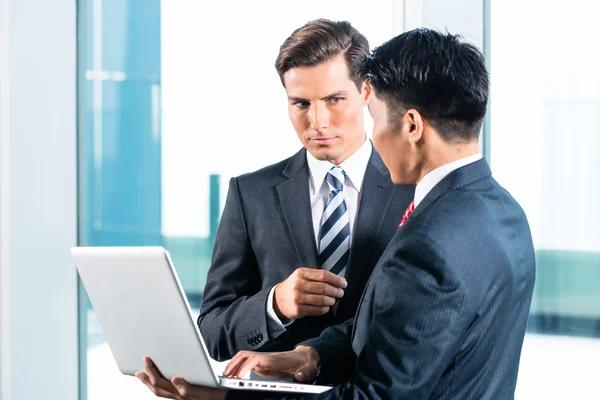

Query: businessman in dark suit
[
  {"left": 136, "top": 19, "right": 413, "bottom": 399},
  {"left": 146, "top": 28, "right": 536, "bottom": 400},
  {"left": 196, "top": 19, "right": 413, "bottom": 363}
]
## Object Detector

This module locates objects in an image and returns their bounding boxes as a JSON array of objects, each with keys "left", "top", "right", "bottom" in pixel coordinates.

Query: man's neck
[
  {"left": 416, "top": 141, "right": 479, "bottom": 184},
  {"left": 329, "top": 133, "right": 367, "bottom": 165}
]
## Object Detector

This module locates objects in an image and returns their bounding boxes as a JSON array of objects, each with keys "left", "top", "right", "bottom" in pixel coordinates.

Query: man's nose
[{"left": 309, "top": 102, "right": 329, "bottom": 132}]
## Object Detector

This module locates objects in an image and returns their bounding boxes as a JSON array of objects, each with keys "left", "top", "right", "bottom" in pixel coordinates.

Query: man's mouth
[{"left": 312, "top": 137, "right": 334, "bottom": 145}]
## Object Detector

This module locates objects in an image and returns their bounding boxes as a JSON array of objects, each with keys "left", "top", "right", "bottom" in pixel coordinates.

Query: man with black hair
[{"left": 142, "top": 28, "right": 536, "bottom": 400}]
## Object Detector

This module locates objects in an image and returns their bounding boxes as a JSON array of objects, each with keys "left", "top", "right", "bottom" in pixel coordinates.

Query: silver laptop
[{"left": 72, "top": 246, "right": 331, "bottom": 394}]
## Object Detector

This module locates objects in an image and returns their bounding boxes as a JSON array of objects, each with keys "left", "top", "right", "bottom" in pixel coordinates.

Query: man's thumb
[{"left": 295, "top": 367, "right": 312, "bottom": 382}]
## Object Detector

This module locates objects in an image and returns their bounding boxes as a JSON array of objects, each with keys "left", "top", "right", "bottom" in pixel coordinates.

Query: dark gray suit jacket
[
  {"left": 198, "top": 147, "right": 415, "bottom": 362},
  {"left": 229, "top": 159, "right": 536, "bottom": 399}
]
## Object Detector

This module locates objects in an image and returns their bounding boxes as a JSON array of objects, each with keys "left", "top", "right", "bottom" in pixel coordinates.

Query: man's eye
[
  {"left": 295, "top": 101, "right": 310, "bottom": 108},
  {"left": 328, "top": 97, "right": 342, "bottom": 104}
]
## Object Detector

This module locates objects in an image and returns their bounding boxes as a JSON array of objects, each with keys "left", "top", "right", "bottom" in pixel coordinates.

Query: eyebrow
[{"left": 288, "top": 91, "right": 349, "bottom": 103}]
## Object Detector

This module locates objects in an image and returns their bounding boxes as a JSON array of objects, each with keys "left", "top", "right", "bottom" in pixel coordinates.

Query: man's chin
[
  {"left": 306, "top": 147, "right": 340, "bottom": 163},
  {"left": 390, "top": 174, "right": 417, "bottom": 185}
]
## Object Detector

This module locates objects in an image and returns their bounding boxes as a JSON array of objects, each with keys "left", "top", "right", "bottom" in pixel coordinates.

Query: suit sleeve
[
  {"left": 198, "top": 177, "right": 286, "bottom": 361},
  {"left": 301, "top": 318, "right": 356, "bottom": 385}
]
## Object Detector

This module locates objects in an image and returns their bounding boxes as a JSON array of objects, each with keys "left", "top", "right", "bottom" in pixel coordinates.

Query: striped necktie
[{"left": 318, "top": 166, "right": 350, "bottom": 277}]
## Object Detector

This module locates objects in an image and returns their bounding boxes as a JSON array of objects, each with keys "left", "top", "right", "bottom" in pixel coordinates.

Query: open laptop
[{"left": 71, "top": 246, "right": 331, "bottom": 394}]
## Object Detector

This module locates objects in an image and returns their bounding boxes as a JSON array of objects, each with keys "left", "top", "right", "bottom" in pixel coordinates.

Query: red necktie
[{"left": 398, "top": 200, "right": 415, "bottom": 230}]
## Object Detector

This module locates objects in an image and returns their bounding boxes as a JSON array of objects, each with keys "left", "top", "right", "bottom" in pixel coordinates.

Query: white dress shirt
[
  {"left": 266, "top": 138, "right": 373, "bottom": 331},
  {"left": 414, "top": 153, "right": 483, "bottom": 209}
]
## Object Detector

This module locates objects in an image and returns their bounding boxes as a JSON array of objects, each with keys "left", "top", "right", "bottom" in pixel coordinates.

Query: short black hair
[
  {"left": 360, "top": 28, "right": 489, "bottom": 142},
  {"left": 275, "top": 19, "right": 370, "bottom": 92}
]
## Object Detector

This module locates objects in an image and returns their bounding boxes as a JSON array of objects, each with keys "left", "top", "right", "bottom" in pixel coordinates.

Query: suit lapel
[
  {"left": 276, "top": 149, "right": 319, "bottom": 269},
  {"left": 340, "top": 149, "right": 394, "bottom": 311}
]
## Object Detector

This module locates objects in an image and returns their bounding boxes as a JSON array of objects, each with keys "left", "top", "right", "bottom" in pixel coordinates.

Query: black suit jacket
[{"left": 198, "top": 147, "right": 415, "bottom": 362}]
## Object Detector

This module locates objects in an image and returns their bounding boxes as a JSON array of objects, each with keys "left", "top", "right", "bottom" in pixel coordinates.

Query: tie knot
[{"left": 326, "top": 167, "right": 345, "bottom": 192}]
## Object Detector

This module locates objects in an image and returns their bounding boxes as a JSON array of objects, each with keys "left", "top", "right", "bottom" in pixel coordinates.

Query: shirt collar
[
  {"left": 307, "top": 137, "right": 372, "bottom": 194},
  {"left": 414, "top": 153, "right": 483, "bottom": 208}
]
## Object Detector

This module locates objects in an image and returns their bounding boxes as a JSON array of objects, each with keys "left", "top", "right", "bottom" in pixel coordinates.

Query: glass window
[
  {"left": 78, "top": 1, "right": 400, "bottom": 398},
  {"left": 78, "top": 1, "right": 162, "bottom": 398},
  {"left": 489, "top": 1, "right": 600, "bottom": 398}
]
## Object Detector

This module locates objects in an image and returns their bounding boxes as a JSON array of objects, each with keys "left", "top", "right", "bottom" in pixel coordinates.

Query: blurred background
[{"left": 1, "top": 0, "right": 599, "bottom": 399}]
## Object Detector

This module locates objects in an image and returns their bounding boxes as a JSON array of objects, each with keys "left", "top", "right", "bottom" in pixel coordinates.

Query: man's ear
[
  {"left": 361, "top": 81, "right": 372, "bottom": 105},
  {"left": 405, "top": 109, "right": 424, "bottom": 144}
]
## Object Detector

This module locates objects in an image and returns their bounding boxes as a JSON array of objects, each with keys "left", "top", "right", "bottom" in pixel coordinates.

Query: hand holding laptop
[{"left": 136, "top": 357, "right": 227, "bottom": 400}]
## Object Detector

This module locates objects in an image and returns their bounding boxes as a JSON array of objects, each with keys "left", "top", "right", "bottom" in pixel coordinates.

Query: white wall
[
  {"left": 0, "top": 0, "right": 78, "bottom": 398},
  {"left": 0, "top": 0, "right": 10, "bottom": 396},
  {"left": 489, "top": 0, "right": 600, "bottom": 252},
  {"left": 405, "top": 0, "right": 484, "bottom": 48}
]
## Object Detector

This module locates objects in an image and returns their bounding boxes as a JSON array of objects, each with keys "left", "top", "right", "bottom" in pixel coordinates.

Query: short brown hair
[{"left": 275, "top": 19, "right": 369, "bottom": 91}]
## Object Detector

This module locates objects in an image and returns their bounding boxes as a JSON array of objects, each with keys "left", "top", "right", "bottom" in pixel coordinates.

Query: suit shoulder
[
  {"left": 234, "top": 153, "right": 299, "bottom": 187},
  {"left": 409, "top": 179, "right": 531, "bottom": 255}
]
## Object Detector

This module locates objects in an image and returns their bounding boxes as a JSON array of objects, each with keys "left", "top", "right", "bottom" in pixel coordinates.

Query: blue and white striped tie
[{"left": 318, "top": 166, "right": 350, "bottom": 278}]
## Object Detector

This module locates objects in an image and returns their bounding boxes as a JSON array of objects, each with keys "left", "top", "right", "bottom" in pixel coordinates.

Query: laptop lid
[{"left": 72, "top": 246, "right": 220, "bottom": 388}]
